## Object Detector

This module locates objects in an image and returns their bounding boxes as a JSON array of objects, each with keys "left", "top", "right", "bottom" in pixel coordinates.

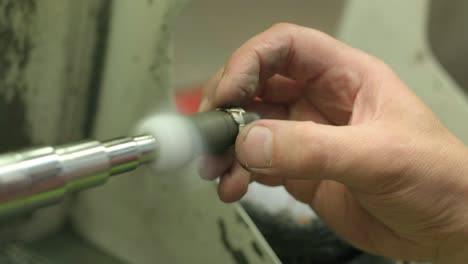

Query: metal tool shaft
[
  {"left": 0, "top": 108, "right": 259, "bottom": 218},
  {"left": 0, "top": 135, "right": 157, "bottom": 218}
]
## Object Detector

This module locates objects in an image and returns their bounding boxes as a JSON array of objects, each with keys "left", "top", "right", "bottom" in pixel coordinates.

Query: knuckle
[
  {"left": 359, "top": 52, "right": 391, "bottom": 74},
  {"left": 236, "top": 72, "right": 259, "bottom": 98},
  {"left": 269, "top": 22, "right": 296, "bottom": 32},
  {"left": 316, "top": 66, "right": 363, "bottom": 113}
]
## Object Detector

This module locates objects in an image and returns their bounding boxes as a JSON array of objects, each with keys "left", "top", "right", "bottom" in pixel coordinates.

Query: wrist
[
  {"left": 438, "top": 169, "right": 468, "bottom": 263},
  {"left": 434, "top": 145, "right": 468, "bottom": 263},
  {"left": 435, "top": 234, "right": 468, "bottom": 264}
]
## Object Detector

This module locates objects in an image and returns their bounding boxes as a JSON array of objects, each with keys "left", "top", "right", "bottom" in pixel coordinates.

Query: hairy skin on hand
[{"left": 198, "top": 23, "right": 468, "bottom": 263}]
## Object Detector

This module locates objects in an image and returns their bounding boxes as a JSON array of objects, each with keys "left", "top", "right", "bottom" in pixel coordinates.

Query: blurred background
[
  {"left": 172, "top": 0, "right": 344, "bottom": 90},
  {"left": 0, "top": 0, "right": 467, "bottom": 263}
]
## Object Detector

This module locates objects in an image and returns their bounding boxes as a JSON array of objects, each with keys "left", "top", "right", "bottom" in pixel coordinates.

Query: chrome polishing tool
[{"left": 0, "top": 108, "right": 259, "bottom": 218}]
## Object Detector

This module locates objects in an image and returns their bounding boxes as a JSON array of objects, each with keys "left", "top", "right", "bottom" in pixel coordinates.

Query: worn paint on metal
[
  {"left": 429, "top": 0, "right": 468, "bottom": 96},
  {"left": 218, "top": 218, "right": 250, "bottom": 264},
  {"left": 0, "top": 0, "right": 280, "bottom": 262},
  {"left": 0, "top": 0, "right": 36, "bottom": 152},
  {"left": 83, "top": 0, "right": 112, "bottom": 138},
  {"left": 72, "top": 0, "right": 280, "bottom": 262},
  {"left": 0, "top": 0, "right": 110, "bottom": 243}
]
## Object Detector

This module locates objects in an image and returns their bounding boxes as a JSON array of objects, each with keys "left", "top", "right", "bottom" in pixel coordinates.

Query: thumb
[{"left": 235, "top": 119, "right": 373, "bottom": 186}]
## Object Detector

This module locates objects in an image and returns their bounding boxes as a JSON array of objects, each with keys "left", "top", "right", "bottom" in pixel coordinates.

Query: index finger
[{"left": 200, "top": 23, "right": 372, "bottom": 110}]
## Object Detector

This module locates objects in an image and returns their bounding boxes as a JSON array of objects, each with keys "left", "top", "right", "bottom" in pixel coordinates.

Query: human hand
[{"left": 198, "top": 23, "right": 468, "bottom": 263}]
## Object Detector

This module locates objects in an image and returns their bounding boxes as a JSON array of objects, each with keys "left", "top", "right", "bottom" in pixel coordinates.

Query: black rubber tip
[
  {"left": 243, "top": 112, "right": 261, "bottom": 124},
  {"left": 189, "top": 110, "right": 260, "bottom": 154}
]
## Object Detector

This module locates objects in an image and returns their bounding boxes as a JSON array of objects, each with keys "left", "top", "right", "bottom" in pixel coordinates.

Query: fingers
[
  {"left": 199, "top": 67, "right": 224, "bottom": 111},
  {"left": 196, "top": 23, "right": 392, "bottom": 200},
  {"left": 198, "top": 150, "right": 234, "bottom": 181},
  {"left": 217, "top": 161, "right": 250, "bottom": 203},
  {"left": 283, "top": 179, "right": 321, "bottom": 204},
  {"left": 235, "top": 119, "right": 372, "bottom": 188},
  {"left": 198, "top": 150, "right": 251, "bottom": 203},
  {"left": 242, "top": 101, "right": 289, "bottom": 120},
  {"left": 252, "top": 173, "right": 284, "bottom": 187},
  {"left": 258, "top": 74, "right": 304, "bottom": 104},
  {"left": 200, "top": 23, "right": 378, "bottom": 110}
]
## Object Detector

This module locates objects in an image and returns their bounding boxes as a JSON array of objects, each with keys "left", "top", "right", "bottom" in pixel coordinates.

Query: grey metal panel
[
  {"left": 71, "top": 0, "right": 280, "bottom": 263},
  {"left": 337, "top": 0, "right": 468, "bottom": 143},
  {"left": 0, "top": 0, "right": 106, "bottom": 241},
  {"left": 428, "top": 0, "right": 468, "bottom": 96}
]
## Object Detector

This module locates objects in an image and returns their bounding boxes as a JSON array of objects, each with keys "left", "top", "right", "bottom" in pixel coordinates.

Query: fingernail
[
  {"left": 197, "top": 155, "right": 233, "bottom": 181},
  {"left": 242, "top": 126, "right": 272, "bottom": 168},
  {"left": 197, "top": 157, "right": 210, "bottom": 180},
  {"left": 198, "top": 98, "right": 210, "bottom": 111}
]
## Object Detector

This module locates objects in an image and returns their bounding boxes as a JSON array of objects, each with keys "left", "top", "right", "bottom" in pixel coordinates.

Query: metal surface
[
  {"left": 0, "top": 136, "right": 157, "bottom": 218},
  {"left": 338, "top": 0, "right": 468, "bottom": 143},
  {"left": 71, "top": 2, "right": 280, "bottom": 262},
  {"left": 218, "top": 107, "right": 247, "bottom": 129},
  {"left": 429, "top": 0, "right": 468, "bottom": 96},
  {"left": 0, "top": 0, "right": 109, "bottom": 241},
  {"left": 0, "top": 108, "right": 258, "bottom": 219},
  {"left": 1, "top": 0, "right": 279, "bottom": 263}
]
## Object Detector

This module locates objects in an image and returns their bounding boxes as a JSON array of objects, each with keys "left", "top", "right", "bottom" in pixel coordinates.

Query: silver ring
[{"left": 217, "top": 107, "right": 247, "bottom": 130}]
